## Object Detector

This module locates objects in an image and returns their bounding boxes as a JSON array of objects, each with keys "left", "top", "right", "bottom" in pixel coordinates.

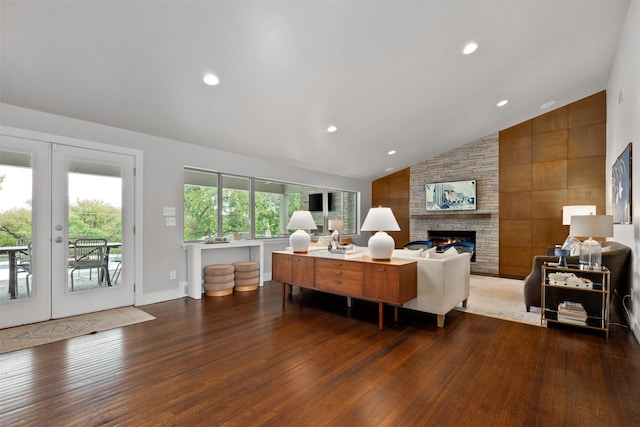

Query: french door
[{"left": 0, "top": 135, "right": 135, "bottom": 328}]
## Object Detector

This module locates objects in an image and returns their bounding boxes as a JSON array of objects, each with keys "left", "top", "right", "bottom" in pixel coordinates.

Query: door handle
[
  {"left": 55, "top": 237, "right": 63, "bottom": 243},
  {"left": 55, "top": 224, "right": 63, "bottom": 231}
]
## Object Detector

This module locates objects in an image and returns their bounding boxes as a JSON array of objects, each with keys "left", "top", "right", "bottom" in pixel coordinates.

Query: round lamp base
[
  {"left": 368, "top": 231, "right": 395, "bottom": 260},
  {"left": 290, "top": 229, "right": 311, "bottom": 253}
]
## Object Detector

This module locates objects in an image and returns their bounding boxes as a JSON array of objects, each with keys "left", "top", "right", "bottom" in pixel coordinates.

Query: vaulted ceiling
[{"left": 0, "top": 1, "right": 631, "bottom": 180}]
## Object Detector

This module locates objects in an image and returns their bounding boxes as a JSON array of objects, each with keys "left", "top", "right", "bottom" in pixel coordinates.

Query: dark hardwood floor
[{"left": 1, "top": 281, "right": 639, "bottom": 426}]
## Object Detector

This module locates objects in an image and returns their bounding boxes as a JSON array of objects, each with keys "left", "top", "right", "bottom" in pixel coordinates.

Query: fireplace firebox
[{"left": 428, "top": 230, "right": 476, "bottom": 262}]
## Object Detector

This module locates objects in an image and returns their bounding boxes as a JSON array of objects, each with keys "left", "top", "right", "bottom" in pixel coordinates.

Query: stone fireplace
[{"left": 409, "top": 133, "right": 499, "bottom": 275}]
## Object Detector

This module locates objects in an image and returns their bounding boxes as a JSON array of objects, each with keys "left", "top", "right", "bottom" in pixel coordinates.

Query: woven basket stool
[
  {"left": 233, "top": 261, "right": 259, "bottom": 291},
  {"left": 203, "top": 264, "right": 235, "bottom": 296}
]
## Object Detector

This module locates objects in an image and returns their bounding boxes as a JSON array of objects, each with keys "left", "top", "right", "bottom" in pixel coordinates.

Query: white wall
[
  {"left": 606, "top": 1, "right": 639, "bottom": 341},
  {"left": 0, "top": 103, "right": 372, "bottom": 305}
]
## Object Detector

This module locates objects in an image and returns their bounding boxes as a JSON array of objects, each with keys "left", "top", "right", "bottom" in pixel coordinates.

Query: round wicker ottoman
[
  {"left": 233, "top": 261, "right": 260, "bottom": 291},
  {"left": 203, "top": 264, "right": 235, "bottom": 296}
]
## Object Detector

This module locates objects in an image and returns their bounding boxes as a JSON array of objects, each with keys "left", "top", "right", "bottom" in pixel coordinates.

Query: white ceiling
[{"left": 0, "top": 1, "right": 631, "bottom": 181}]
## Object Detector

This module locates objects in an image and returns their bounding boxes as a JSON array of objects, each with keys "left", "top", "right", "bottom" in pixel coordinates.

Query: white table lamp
[
  {"left": 569, "top": 215, "right": 613, "bottom": 270},
  {"left": 361, "top": 207, "right": 400, "bottom": 260},
  {"left": 286, "top": 211, "right": 317, "bottom": 253}
]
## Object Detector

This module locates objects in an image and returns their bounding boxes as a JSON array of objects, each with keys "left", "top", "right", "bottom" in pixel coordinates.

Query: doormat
[{"left": 0, "top": 306, "right": 155, "bottom": 354}]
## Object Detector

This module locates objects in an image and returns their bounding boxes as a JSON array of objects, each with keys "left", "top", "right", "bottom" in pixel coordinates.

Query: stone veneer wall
[{"left": 410, "top": 133, "right": 499, "bottom": 275}]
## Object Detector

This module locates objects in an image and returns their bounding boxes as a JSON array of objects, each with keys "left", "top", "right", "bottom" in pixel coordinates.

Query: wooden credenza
[{"left": 272, "top": 251, "right": 417, "bottom": 329}]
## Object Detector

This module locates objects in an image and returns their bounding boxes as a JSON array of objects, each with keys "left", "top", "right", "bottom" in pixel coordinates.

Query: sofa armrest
[{"left": 396, "top": 252, "right": 470, "bottom": 318}]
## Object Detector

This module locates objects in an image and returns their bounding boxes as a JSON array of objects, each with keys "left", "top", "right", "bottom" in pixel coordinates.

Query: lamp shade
[
  {"left": 328, "top": 219, "right": 344, "bottom": 231},
  {"left": 562, "top": 205, "right": 596, "bottom": 225},
  {"left": 569, "top": 215, "right": 613, "bottom": 238},
  {"left": 286, "top": 211, "right": 317, "bottom": 253},
  {"left": 361, "top": 207, "right": 400, "bottom": 260},
  {"left": 286, "top": 211, "right": 317, "bottom": 230},
  {"left": 361, "top": 207, "right": 400, "bottom": 232}
]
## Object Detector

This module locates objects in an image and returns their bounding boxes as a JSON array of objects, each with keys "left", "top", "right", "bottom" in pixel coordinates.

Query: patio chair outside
[
  {"left": 16, "top": 237, "right": 32, "bottom": 297},
  {"left": 69, "top": 238, "right": 107, "bottom": 291},
  {"left": 111, "top": 253, "right": 122, "bottom": 284}
]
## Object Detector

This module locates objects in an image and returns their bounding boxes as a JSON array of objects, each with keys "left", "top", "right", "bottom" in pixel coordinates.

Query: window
[
  {"left": 184, "top": 168, "right": 359, "bottom": 241},
  {"left": 328, "top": 190, "right": 357, "bottom": 235},
  {"left": 184, "top": 169, "right": 218, "bottom": 240},
  {"left": 254, "top": 180, "right": 293, "bottom": 238},
  {"left": 221, "top": 175, "right": 250, "bottom": 237}
]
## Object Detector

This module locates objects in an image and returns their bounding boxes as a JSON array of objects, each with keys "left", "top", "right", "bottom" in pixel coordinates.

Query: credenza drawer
[
  {"left": 316, "top": 266, "right": 363, "bottom": 281},
  {"left": 315, "top": 258, "right": 364, "bottom": 273},
  {"left": 315, "top": 275, "right": 363, "bottom": 296}
]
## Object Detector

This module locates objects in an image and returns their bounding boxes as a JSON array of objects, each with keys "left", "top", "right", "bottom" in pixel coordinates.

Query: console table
[
  {"left": 184, "top": 240, "right": 264, "bottom": 299},
  {"left": 272, "top": 251, "right": 417, "bottom": 329}
]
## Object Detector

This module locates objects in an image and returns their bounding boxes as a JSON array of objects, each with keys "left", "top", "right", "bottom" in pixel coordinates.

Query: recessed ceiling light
[
  {"left": 540, "top": 100, "right": 556, "bottom": 109},
  {"left": 203, "top": 74, "right": 220, "bottom": 86},
  {"left": 387, "top": 150, "right": 396, "bottom": 155},
  {"left": 385, "top": 167, "right": 394, "bottom": 172},
  {"left": 463, "top": 42, "right": 478, "bottom": 55},
  {"left": 497, "top": 99, "right": 509, "bottom": 107},
  {"left": 327, "top": 125, "right": 337, "bottom": 133}
]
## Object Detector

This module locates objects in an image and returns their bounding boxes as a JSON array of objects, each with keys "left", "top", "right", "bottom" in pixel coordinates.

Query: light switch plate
[
  {"left": 163, "top": 207, "right": 176, "bottom": 216},
  {"left": 166, "top": 217, "right": 176, "bottom": 227}
]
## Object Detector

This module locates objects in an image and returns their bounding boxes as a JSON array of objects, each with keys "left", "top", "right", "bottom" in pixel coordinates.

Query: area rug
[
  {"left": 0, "top": 306, "right": 155, "bottom": 354},
  {"left": 455, "top": 275, "right": 542, "bottom": 326}
]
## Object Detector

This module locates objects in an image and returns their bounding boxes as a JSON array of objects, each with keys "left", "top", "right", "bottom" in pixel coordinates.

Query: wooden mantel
[{"left": 411, "top": 212, "right": 494, "bottom": 220}]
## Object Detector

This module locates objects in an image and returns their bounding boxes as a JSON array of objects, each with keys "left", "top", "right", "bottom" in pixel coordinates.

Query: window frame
[{"left": 184, "top": 167, "right": 360, "bottom": 241}]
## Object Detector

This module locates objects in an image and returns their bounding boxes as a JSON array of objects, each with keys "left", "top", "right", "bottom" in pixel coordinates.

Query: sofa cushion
[
  {"left": 425, "top": 246, "right": 458, "bottom": 259},
  {"left": 392, "top": 248, "right": 425, "bottom": 258},
  {"left": 561, "top": 235, "right": 581, "bottom": 256}
]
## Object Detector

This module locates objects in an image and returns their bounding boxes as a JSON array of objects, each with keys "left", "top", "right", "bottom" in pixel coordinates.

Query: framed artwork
[
  {"left": 612, "top": 143, "right": 632, "bottom": 224},
  {"left": 425, "top": 179, "right": 476, "bottom": 211}
]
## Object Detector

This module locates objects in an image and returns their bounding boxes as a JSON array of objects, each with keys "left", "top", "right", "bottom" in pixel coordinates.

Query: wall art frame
[
  {"left": 425, "top": 179, "right": 476, "bottom": 211},
  {"left": 612, "top": 142, "right": 632, "bottom": 224}
]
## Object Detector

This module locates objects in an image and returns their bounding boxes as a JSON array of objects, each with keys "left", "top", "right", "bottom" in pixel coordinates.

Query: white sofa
[{"left": 392, "top": 248, "right": 471, "bottom": 327}]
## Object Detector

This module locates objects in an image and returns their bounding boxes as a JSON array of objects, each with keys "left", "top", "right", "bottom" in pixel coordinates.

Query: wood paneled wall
[
  {"left": 372, "top": 167, "right": 410, "bottom": 248},
  {"left": 499, "top": 91, "right": 607, "bottom": 278}
]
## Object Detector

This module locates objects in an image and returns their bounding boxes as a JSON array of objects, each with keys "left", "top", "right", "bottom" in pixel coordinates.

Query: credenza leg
[
  {"left": 378, "top": 303, "right": 384, "bottom": 330},
  {"left": 282, "top": 283, "right": 286, "bottom": 306},
  {"left": 347, "top": 297, "right": 352, "bottom": 308},
  {"left": 394, "top": 306, "right": 399, "bottom": 323}
]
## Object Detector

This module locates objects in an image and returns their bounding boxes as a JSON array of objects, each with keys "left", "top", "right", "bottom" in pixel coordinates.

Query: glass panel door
[
  {"left": 1, "top": 136, "right": 136, "bottom": 327},
  {"left": 51, "top": 145, "right": 135, "bottom": 318},
  {"left": 0, "top": 136, "right": 52, "bottom": 328}
]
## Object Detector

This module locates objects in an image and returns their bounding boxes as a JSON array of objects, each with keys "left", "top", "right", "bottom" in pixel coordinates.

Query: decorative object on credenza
[
  {"left": 328, "top": 219, "right": 344, "bottom": 250},
  {"left": 425, "top": 179, "right": 476, "bottom": 211},
  {"left": 361, "top": 207, "right": 400, "bottom": 260},
  {"left": 286, "top": 210, "right": 317, "bottom": 253},
  {"left": 570, "top": 215, "right": 613, "bottom": 270},
  {"left": 612, "top": 142, "right": 632, "bottom": 224}
]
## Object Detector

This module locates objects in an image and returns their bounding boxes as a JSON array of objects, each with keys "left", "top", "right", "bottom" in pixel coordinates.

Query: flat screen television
[{"left": 309, "top": 193, "right": 333, "bottom": 211}]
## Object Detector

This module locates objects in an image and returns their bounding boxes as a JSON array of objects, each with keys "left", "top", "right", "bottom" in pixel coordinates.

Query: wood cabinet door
[
  {"left": 363, "top": 262, "right": 416, "bottom": 304},
  {"left": 291, "top": 255, "right": 315, "bottom": 287},
  {"left": 363, "top": 264, "right": 400, "bottom": 302},
  {"left": 272, "top": 253, "right": 292, "bottom": 284}
]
